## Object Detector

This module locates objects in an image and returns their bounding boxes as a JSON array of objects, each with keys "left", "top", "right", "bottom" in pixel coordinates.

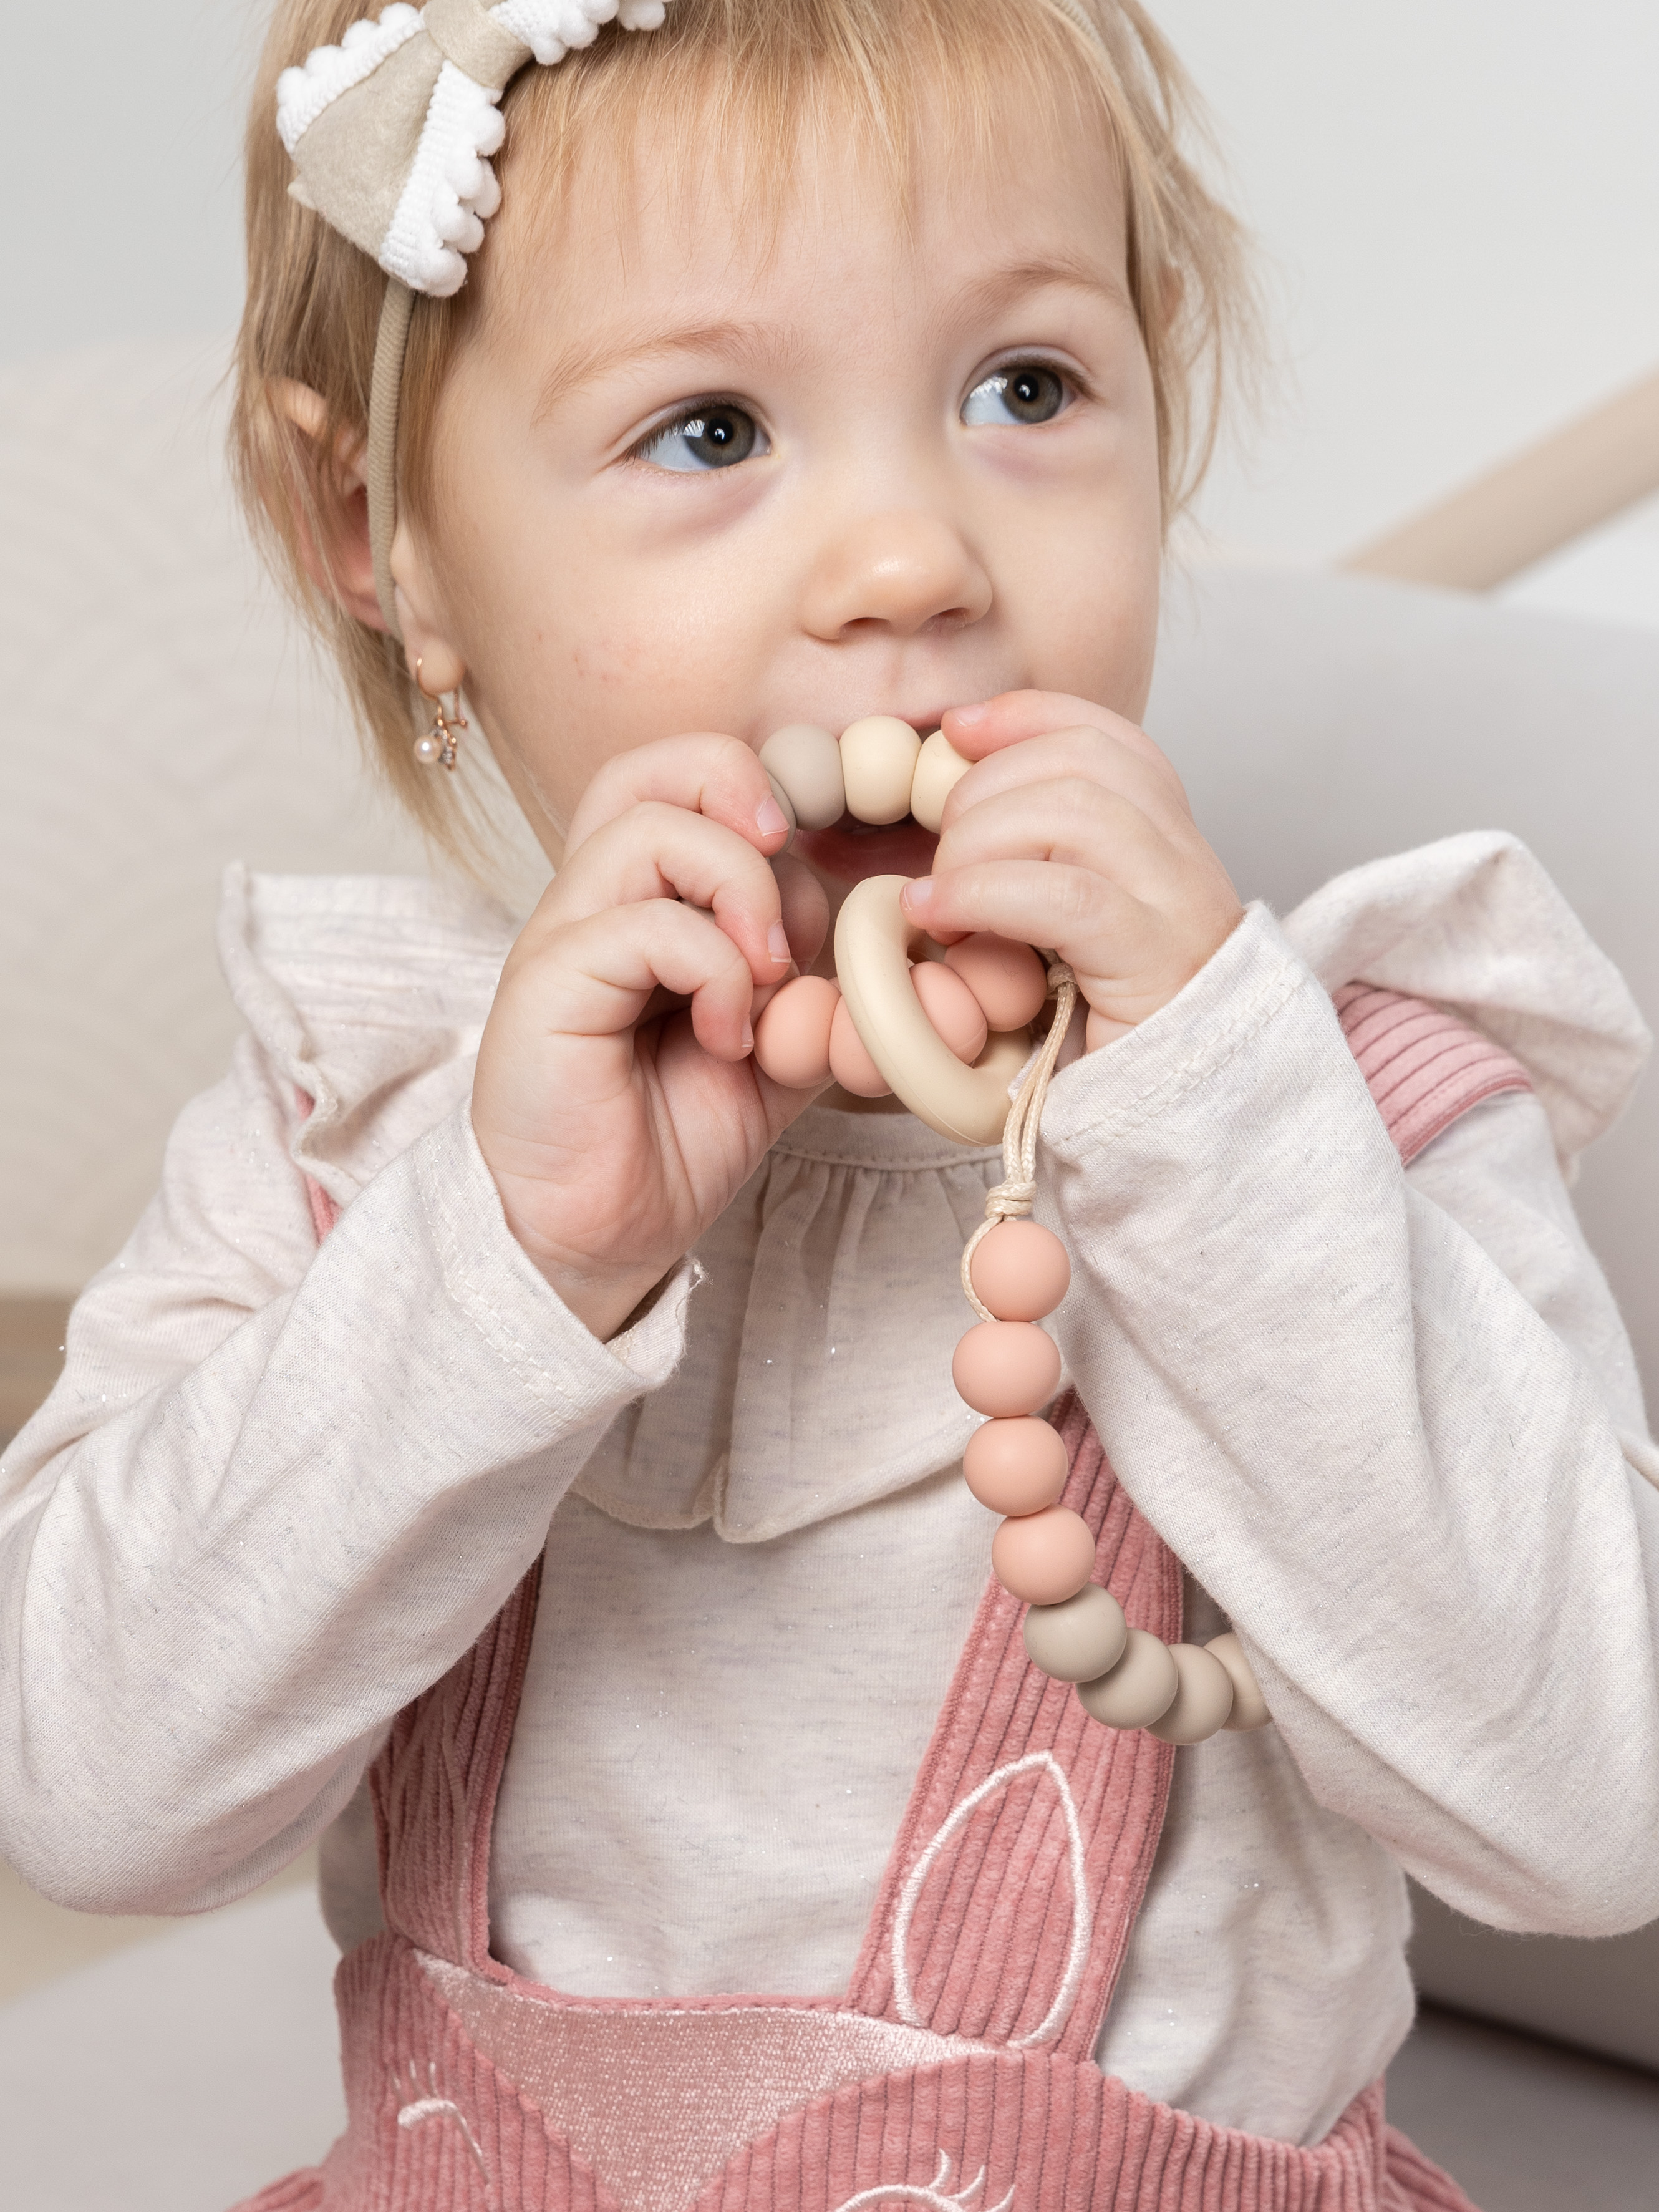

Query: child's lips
[{"left": 793, "top": 813, "right": 940, "bottom": 885}]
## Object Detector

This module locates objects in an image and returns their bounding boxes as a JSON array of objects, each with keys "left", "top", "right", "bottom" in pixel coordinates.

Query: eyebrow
[
  {"left": 533, "top": 320, "right": 803, "bottom": 424},
  {"left": 531, "top": 255, "right": 1135, "bottom": 421}
]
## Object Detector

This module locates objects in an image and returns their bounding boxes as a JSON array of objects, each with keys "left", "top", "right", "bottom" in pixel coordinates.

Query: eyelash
[
  {"left": 628, "top": 397, "right": 768, "bottom": 473},
  {"left": 962, "top": 356, "right": 1080, "bottom": 427},
  {"left": 625, "top": 354, "right": 1085, "bottom": 473}
]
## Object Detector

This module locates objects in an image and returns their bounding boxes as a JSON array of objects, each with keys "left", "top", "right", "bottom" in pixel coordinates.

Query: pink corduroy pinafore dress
[{"left": 246, "top": 986, "right": 1524, "bottom": 2212}]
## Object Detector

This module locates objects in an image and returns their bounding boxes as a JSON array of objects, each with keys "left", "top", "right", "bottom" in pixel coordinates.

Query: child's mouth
[{"left": 793, "top": 812, "right": 941, "bottom": 885}]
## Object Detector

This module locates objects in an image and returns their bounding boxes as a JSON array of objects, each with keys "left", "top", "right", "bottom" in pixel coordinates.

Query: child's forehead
[{"left": 485, "top": 59, "right": 1129, "bottom": 324}]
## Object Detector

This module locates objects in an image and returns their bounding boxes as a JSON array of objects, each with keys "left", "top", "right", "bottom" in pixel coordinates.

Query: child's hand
[
  {"left": 901, "top": 692, "right": 1242, "bottom": 1050},
  {"left": 472, "top": 737, "right": 826, "bottom": 1341}
]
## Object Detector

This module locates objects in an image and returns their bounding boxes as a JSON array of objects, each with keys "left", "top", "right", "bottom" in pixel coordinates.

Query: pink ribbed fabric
[
  {"left": 1334, "top": 987, "right": 1530, "bottom": 1165},
  {"left": 239, "top": 996, "right": 1507, "bottom": 2212}
]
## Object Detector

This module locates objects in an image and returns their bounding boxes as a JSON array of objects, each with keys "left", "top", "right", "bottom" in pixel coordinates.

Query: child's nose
[{"left": 800, "top": 511, "right": 993, "bottom": 640}]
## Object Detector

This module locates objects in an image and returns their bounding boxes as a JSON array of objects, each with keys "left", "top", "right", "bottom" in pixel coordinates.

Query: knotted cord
[{"left": 960, "top": 959, "right": 1078, "bottom": 1321}]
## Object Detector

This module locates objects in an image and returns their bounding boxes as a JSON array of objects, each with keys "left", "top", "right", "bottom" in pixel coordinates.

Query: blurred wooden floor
[{"left": 0, "top": 1293, "right": 71, "bottom": 1448}]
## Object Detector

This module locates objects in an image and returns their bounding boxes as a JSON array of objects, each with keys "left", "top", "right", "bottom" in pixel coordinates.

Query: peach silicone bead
[
  {"left": 962, "top": 1415, "right": 1068, "bottom": 1515},
  {"left": 828, "top": 992, "right": 892, "bottom": 1097},
  {"left": 990, "top": 1505, "right": 1096, "bottom": 1606},
  {"left": 1206, "top": 1631, "right": 1272, "bottom": 1731},
  {"left": 839, "top": 716, "right": 921, "bottom": 825},
  {"left": 753, "top": 975, "right": 839, "bottom": 1089},
  {"left": 1075, "top": 1628, "right": 1179, "bottom": 1730},
  {"left": 911, "top": 960, "right": 988, "bottom": 1065},
  {"left": 944, "top": 934, "right": 1048, "bottom": 1031},
  {"left": 758, "top": 724, "right": 845, "bottom": 831},
  {"left": 1022, "top": 1583, "right": 1127, "bottom": 1683},
  {"left": 950, "top": 1321, "right": 1061, "bottom": 1417},
  {"left": 968, "top": 1220, "right": 1071, "bottom": 1322},
  {"left": 1147, "top": 1642, "right": 1235, "bottom": 1745},
  {"left": 909, "top": 729, "right": 973, "bottom": 832}
]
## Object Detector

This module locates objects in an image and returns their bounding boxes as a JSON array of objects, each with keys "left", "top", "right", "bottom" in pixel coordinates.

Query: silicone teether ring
[{"left": 833, "top": 875, "right": 1033, "bottom": 1143}]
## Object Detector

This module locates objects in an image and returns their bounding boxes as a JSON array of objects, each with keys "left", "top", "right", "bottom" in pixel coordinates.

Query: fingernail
[
  {"left": 757, "top": 795, "right": 790, "bottom": 838},
  {"left": 742, "top": 1019, "right": 755, "bottom": 1053},
  {"left": 767, "top": 922, "right": 790, "bottom": 964},
  {"left": 902, "top": 876, "right": 935, "bottom": 913},
  {"left": 950, "top": 702, "right": 987, "bottom": 727}
]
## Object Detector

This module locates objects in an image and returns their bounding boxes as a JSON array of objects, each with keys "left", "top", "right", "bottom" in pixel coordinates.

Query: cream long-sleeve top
[{"left": 3, "top": 830, "right": 1658, "bottom": 2148}]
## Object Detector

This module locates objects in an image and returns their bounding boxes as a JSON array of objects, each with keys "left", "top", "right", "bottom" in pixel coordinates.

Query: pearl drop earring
[{"left": 413, "top": 658, "right": 467, "bottom": 772}]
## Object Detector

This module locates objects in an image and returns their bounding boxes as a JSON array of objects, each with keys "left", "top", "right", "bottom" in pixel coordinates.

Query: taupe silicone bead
[
  {"left": 909, "top": 728, "right": 973, "bottom": 832},
  {"left": 765, "top": 772, "right": 797, "bottom": 834},
  {"left": 839, "top": 716, "right": 921, "bottom": 825},
  {"left": 1075, "top": 1628, "right": 1179, "bottom": 1730},
  {"left": 759, "top": 724, "right": 845, "bottom": 830},
  {"left": 1206, "top": 1631, "right": 1272, "bottom": 1732},
  {"left": 1147, "top": 1642, "right": 1235, "bottom": 1745},
  {"left": 1022, "top": 1583, "right": 1127, "bottom": 1684}
]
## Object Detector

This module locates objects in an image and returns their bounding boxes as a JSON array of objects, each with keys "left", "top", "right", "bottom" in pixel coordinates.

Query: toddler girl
[{"left": 4, "top": 1, "right": 1657, "bottom": 2206}]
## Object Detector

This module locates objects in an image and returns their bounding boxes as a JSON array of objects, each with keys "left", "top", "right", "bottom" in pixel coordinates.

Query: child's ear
[{"left": 271, "top": 379, "right": 385, "bottom": 632}]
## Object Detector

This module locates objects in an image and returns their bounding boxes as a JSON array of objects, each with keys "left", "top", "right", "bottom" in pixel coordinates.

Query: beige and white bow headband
[
  {"left": 278, "top": 0, "right": 674, "bottom": 632},
  {"left": 279, "top": 0, "right": 670, "bottom": 296}
]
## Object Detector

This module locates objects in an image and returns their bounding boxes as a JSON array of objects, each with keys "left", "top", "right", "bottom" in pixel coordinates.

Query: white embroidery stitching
[
  {"left": 890, "top": 1747, "right": 1091, "bottom": 2050},
  {"left": 397, "top": 2060, "right": 499, "bottom": 2209},
  {"left": 831, "top": 2148, "right": 1016, "bottom": 2212}
]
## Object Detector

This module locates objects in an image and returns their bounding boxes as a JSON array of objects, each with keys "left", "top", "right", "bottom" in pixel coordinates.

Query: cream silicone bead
[
  {"left": 1023, "top": 1583, "right": 1127, "bottom": 1683},
  {"left": 833, "top": 876, "right": 1032, "bottom": 1144},
  {"left": 1206, "top": 1631, "right": 1272, "bottom": 1731},
  {"left": 758, "top": 724, "right": 845, "bottom": 830},
  {"left": 1076, "top": 1627, "right": 1179, "bottom": 1730},
  {"left": 1147, "top": 1642, "right": 1235, "bottom": 1745},
  {"left": 839, "top": 716, "right": 921, "bottom": 824},
  {"left": 909, "top": 729, "right": 973, "bottom": 832}
]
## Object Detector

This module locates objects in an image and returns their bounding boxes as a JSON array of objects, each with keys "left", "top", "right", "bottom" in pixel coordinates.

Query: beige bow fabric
[{"left": 277, "top": 0, "right": 670, "bottom": 296}]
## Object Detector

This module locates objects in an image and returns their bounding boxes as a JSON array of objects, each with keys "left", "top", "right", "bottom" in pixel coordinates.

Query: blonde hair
[{"left": 233, "top": 0, "right": 1255, "bottom": 857}]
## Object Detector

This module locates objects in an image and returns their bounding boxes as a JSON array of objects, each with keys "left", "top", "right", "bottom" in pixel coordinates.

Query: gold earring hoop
[{"left": 413, "top": 657, "right": 468, "bottom": 773}]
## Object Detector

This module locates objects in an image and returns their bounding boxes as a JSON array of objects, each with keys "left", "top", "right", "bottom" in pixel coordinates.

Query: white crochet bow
[{"left": 277, "top": 0, "right": 672, "bottom": 295}]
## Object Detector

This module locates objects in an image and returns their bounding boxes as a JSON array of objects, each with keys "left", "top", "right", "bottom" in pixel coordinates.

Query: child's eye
[
  {"left": 962, "top": 364, "right": 1070, "bottom": 428},
  {"left": 636, "top": 402, "right": 769, "bottom": 473}
]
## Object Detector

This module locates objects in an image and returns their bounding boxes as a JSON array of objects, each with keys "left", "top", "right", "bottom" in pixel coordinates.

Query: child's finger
[
  {"left": 772, "top": 852, "right": 831, "bottom": 969},
  {"left": 562, "top": 734, "right": 790, "bottom": 865},
  {"left": 906, "top": 857, "right": 1164, "bottom": 979},
  {"left": 535, "top": 900, "right": 762, "bottom": 1064},
  {"left": 941, "top": 735, "right": 1196, "bottom": 846},
  {"left": 942, "top": 691, "right": 1189, "bottom": 804},
  {"left": 536, "top": 803, "right": 793, "bottom": 986}
]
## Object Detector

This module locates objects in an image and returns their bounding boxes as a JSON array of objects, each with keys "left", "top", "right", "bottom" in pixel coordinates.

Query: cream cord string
[
  {"left": 367, "top": 276, "right": 415, "bottom": 644},
  {"left": 960, "top": 960, "right": 1078, "bottom": 1321}
]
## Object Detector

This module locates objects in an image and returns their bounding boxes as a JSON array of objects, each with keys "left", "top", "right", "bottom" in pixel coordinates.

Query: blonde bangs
[{"left": 234, "top": 0, "right": 1255, "bottom": 863}]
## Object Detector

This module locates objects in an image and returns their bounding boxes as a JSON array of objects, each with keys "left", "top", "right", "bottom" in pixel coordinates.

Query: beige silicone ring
[{"left": 834, "top": 876, "right": 1033, "bottom": 1143}]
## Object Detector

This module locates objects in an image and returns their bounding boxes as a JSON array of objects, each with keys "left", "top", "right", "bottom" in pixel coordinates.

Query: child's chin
[{"left": 793, "top": 816, "right": 939, "bottom": 886}]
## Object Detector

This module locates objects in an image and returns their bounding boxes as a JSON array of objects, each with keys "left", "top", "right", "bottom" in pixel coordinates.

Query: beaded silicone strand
[{"left": 952, "top": 968, "right": 1271, "bottom": 1745}]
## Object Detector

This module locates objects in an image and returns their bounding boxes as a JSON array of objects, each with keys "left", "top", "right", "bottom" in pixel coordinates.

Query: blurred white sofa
[{"left": 2, "top": 340, "right": 1658, "bottom": 2206}]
